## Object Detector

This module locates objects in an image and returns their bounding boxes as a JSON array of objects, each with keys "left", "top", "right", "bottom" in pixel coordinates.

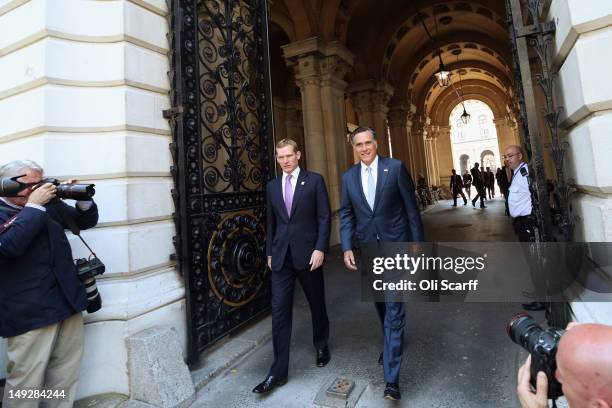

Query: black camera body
[
  {"left": 76, "top": 257, "right": 105, "bottom": 313},
  {"left": 507, "top": 313, "right": 564, "bottom": 400},
  {"left": 42, "top": 178, "right": 95, "bottom": 201}
]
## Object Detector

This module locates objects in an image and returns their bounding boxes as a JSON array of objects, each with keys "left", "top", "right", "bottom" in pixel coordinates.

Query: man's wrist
[{"left": 25, "top": 203, "right": 46, "bottom": 212}]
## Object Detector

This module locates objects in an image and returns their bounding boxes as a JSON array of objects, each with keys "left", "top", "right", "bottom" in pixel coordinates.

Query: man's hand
[
  {"left": 27, "top": 183, "right": 56, "bottom": 206},
  {"left": 517, "top": 355, "right": 549, "bottom": 408},
  {"left": 61, "top": 178, "right": 78, "bottom": 185},
  {"left": 343, "top": 250, "right": 357, "bottom": 271},
  {"left": 267, "top": 256, "right": 272, "bottom": 270},
  {"left": 309, "top": 250, "right": 324, "bottom": 271}
]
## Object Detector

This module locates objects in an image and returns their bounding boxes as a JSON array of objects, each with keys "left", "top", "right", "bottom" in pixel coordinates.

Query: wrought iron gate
[
  {"left": 166, "top": 0, "right": 274, "bottom": 362},
  {"left": 506, "top": 0, "right": 573, "bottom": 327}
]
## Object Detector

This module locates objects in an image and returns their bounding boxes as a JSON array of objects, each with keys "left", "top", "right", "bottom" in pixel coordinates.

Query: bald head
[
  {"left": 556, "top": 324, "right": 612, "bottom": 407},
  {"left": 504, "top": 145, "right": 526, "bottom": 170}
]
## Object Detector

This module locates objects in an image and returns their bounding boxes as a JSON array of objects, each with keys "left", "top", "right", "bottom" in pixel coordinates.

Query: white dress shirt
[
  {"left": 360, "top": 155, "right": 379, "bottom": 199},
  {"left": 508, "top": 163, "right": 532, "bottom": 217},
  {"left": 281, "top": 166, "right": 300, "bottom": 202}
]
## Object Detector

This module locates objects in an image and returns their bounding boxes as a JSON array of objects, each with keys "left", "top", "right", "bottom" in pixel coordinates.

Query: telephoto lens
[
  {"left": 41, "top": 178, "right": 96, "bottom": 201},
  {"left": 507, "top": 312, "right": 564, "bottom": 400},
  {"left": 75, "top": 257, "right": 105, "bottom": 313}
]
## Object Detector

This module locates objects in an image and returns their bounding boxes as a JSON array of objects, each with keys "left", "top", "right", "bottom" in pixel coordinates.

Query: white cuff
[
  {"left": 76, "top": 201, "right": 94, "bottom": 211},
  {"left": 25, "top": 203, "right": 46, "bottom": 212}
]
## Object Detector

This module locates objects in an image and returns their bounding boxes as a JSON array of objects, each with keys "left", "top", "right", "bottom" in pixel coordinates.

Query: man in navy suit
[
  {"left": 253, "top": 138, "right": 331, "bottom": 394},
  {"left": 339, "top": 127, "right": 424, "bottom": 401},
  {"left": 0, "top": 160, "right": 98, "bottom": 407}
]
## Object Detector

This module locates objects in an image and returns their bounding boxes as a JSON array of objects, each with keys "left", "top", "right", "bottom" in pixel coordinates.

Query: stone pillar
[
  {"left": 348, "top": 80, "right": 394, "bottom": 157},
  {"left": 283, "top": 38, "right": 354, "bottom": 245},
  {"left": 436, "top": 125, "right": 453, "bottom": 189},
  {"left": 494, "top": 117, "right": 519, "bottom": 159},
  {"left": 424, "top": 130, "right": 439, "bottom": 187},
  {"left": 387, "top": 102, "right": 411, "bottom": 164},
  {"left": 273, "top": 97, "right": 287, "bottom": 142},
  {"left": 285, "top": 99, "right": 306, "bottom": 167}
]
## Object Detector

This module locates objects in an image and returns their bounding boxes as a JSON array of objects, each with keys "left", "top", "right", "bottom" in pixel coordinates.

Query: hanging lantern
[
  {"left": 460, "top": 108, "right": 471, "bottom": 124},
  {"left": 435, "top": 62, "right": 451, "bottom": 87}
]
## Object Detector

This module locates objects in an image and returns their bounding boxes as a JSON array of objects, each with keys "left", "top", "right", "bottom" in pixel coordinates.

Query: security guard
[{"left": 504, "top": 145, "right": 544, "bottom": 311}]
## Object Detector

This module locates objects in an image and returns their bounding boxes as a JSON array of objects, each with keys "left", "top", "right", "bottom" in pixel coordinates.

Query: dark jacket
[
  {"left": 450, "top": 174, "right": 464, "bottom": 192},
  {"left": 0, "top": 199, "right": 98, "bottom": 337},
  {"left": 471, "top": 167, "right": 483, "bottom": 187},
  {"left": 266, "top": 170, "right": 331, "bottom": 272},
  {"left": 339, "top": 156, "right": 424, "bottom": 251}
]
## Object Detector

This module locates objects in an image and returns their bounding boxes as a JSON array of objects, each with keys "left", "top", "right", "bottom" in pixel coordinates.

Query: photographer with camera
[
  {"left": 513, "top": 319, "right": 612, "bottom": 408},
  {"left": 0, "top": 160, "right": 99, "bottom": 407}
]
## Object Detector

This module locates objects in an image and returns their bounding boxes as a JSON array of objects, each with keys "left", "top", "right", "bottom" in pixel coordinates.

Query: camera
[
  {"left": 75, "top": 257, "right": 105, "bottom": 313},
  {"left": 42, "top": 178, "right": 95, "bottom": 201},
  {"left": 507, "top": 312, "right": 564, "bottom": 400}
]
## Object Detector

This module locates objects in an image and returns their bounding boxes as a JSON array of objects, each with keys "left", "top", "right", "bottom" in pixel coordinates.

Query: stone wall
[
  {"left": 0, "top": 0, "right": 186, "bottom": 398},
  {"left": 550, "top": 0, "right": 612, "bottom": 324}
]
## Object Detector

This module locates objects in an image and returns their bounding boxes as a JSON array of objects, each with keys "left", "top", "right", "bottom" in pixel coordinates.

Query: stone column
[
  {"left": 388, "top": 102, "right": 411, "bottom": 164},
  {"left": 424, "top": 130, "right": 439, "bottom": 187},
  {"left": 348, "top": 80, "right": 394, "bottom": 157},
  {"left": 272, "top": 97, "right": 287, "bottom": 143},
  {"left": 283, "top": 38, "right": 354, "bottom": 245},
  {"left": 494, "top": 117, "right": 520, "bottom": 160},
  {"left": 436, "top": 125, "right": 453, "bottom": 189},
  {"left": 319, "top": 42, "right": 354, "bottom": 214}
]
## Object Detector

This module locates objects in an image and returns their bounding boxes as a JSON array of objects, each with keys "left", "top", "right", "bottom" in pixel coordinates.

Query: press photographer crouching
[
  {"left": 509, "top": 314, "right": 612, "bottom": 408},
  {"left": 0, "top": 160, "right": 100, "bottom": 407}
]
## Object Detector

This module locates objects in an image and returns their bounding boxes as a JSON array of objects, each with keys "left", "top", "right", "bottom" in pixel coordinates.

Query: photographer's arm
[
  {"left": 57, "top": 200, "right": 99, "bottom": 230},
  {"left": 517, "top": 356, "right": 549, "bottom": 408},
  {"left": 0, "top": 207, "right": 48, "bottom": 258}
]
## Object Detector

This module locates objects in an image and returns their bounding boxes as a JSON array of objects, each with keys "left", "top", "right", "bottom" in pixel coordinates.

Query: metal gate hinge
[
  {"left": 163, "top": 106, "right": 184, "bottom": 119},
  {"left": 515, "top": 21, "right": 556, "bottom": 38}
]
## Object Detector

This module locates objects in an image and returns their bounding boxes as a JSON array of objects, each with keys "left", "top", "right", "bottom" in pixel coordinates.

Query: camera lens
[
  {"left": 82, "top": 276, "right": 102, "bottom": 313},
  {"left": 507, "top": 312, "right": 540, "bottom": 350}
]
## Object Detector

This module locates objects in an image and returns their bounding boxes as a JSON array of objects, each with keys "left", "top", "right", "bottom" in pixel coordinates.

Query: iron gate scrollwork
[{"left": 166, "top": 0, "right": 274, "bottom": 362}]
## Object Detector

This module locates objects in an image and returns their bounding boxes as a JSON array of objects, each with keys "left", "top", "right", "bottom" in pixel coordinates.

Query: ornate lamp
[
  {"left": 435, "top": 60, "right": 451, "bottom": 87},
  {"left": 460, "top": 106, "right": 471, "bottom": 124}
]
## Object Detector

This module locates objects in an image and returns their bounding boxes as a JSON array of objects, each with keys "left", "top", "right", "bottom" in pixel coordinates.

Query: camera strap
[{"left": 54, "top": 202, "right": 99, "bottom": 258}]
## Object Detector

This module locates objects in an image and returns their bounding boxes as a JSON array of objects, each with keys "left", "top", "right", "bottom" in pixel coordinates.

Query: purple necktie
[{"left": 284, "top": 175, "right": 293, "bottom": 216}]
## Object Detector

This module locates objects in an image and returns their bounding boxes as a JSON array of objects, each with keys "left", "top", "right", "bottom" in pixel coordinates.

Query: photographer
[
  {"left": 517, "top": 323, "right": 612, "bottom": 408},
  {"left": 0, "top": 160, "right": 98, "bottom": 407}
]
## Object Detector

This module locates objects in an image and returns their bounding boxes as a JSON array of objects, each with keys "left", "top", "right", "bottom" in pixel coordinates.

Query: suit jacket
[
  {"left": 471, "top": 167, "right": 483, "bottom": 187},
  {"left": 339, "top": 156, "right": 424, "bottom": 252},
  {"left": 0, "top": 200, "right": 98, "bottom": 337},
  {"left": 266, "top": 170, "right": 331, "bottom": 272},
  {"left": 450, "top": 174, "right": 464, "bottom": 192}
]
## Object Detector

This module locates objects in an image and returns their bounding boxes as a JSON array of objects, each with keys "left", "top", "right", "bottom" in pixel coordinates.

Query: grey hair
[{"left": 0, "top": 160, "right": 44, "bottom": 179}]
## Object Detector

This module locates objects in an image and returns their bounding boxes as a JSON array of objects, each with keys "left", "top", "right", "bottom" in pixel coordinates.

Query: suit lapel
[
  {"left": 289, "top": 170, "right": 308, "bottom": 219},
  {"left": 373, "top": 156, "right": 389, "bottom": 213},
  {"left": 353, "top": 165, "right": 371, "bottom": 213}
]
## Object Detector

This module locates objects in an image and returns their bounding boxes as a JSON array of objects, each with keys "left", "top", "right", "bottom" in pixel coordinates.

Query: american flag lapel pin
[
  {"left": 384, "top": 168, "right": 388, "bottom": 172},
  {"left": 301, "top": 181, "right": 305, "bottom": 185}
]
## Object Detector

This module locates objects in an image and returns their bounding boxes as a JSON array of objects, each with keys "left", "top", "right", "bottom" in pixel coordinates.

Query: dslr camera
[
  {"left": 507, "top": 312, "right": 564, "bottom": 400},
  {"left": 75, "top": 257, "right": 105, "bottom": 313},
  {"left": 41, "top": 177, "right": 95, "bottom": 201}
]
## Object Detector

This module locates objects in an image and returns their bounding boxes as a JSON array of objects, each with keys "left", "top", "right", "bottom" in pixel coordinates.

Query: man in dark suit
[
  {"left": 0, "top": 160, "right": 98, "bottom": 407},
  {"left": 450, "top": 169, "right": 467, "bottom": 206},
  {"left": 462, "top": 170, "right": 472, "bottom": 198},
  {"left": 470, "top": 162, "right": 486, "bottom": 208},
  {"left": 339, "top": 126, "right": 424, "bottom": 401},
  {"left": 253, "top": 139, "right": 331, "bottom": 394}
]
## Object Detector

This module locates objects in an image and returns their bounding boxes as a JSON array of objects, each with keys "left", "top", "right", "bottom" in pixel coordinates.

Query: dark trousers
[
  {"left": 374, "top": 301, "right": 405, "bottom": 384},
  {"left": 452, "top": 188, "right": 467, "bottom": 206},
  {"left": 487, "top": 185, "right": 495, "bottom": 198},
  {"left": 512, "top": 216, "right": 537, "bottom": 242},
  {"left": 472, "top": 185, "right": 486, "bottom": 207},
  {"left": 269, "top": 249, "right": 330, "bottom": 378},
  {"left": 464, "top": 184, "right": 471, "bottom": 198}
]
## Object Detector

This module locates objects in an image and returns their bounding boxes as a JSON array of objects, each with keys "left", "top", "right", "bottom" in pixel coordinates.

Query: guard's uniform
[{"left": 508, "top": 163, "right": 536, "bottom": 242}]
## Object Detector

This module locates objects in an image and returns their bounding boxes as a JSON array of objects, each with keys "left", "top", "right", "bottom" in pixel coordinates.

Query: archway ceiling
[
  {"left": 428, "top": 80, "right": 509, "bottom": 123},
  {"left": 409, "top": 50, "right": 511, "bottom": 103}
]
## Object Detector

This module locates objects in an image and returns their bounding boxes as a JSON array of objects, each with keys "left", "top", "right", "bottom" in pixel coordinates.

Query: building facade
[{"left": 0, "top": 0, "right": 610, "bottom": 400}]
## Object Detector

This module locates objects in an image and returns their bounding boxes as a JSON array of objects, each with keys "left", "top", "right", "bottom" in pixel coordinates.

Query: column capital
[
  {"left": 348, "top": 79, "right": 394, "bottom": 114},
  {"left": 282, "top": 37, "right": 354, "bottom": 89}
]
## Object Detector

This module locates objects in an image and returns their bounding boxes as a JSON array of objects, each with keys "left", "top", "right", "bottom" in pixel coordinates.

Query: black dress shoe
[
  {"left": 522, "top": 302, "right": 546, "bottom": 311},
  {"left": 252, "top": 375, "right": 288, "bottom": 394},
  {"left": 316, "top": 346, "right": 330, "bottom": 367},
  {"left": 480, "top": 205, "right": 487, "bottom": 209},
  {"left": 463, "top": 201, "right": 468, "bottom": 205},
  {"left": 378, "top": 352, "right": 383, "bottom": 365},
  {"left": 472, "top": 200, "right": 476, "bottom": 207},
  {"left": 383, "top": 382, "right": 401, "bottom": 400}
]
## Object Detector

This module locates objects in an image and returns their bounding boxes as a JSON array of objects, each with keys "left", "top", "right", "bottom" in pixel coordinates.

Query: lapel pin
[
  {"left": 301, "top": 181, "right": 305, "bottom": 185},
  {"left": 384, "top": 169, "right": 388, "bottom": 172}
]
